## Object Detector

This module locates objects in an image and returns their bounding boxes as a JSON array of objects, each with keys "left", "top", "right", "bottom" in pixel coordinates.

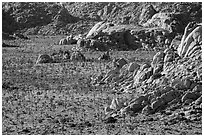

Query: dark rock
[
  {"left": 181, "top": 92, "right": 198, "bottom": 103},
  {"left": 103, "top": 116, "right": 117, "bottom": 124}
]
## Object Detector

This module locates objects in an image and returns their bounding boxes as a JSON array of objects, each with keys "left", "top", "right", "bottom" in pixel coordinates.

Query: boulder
[
  {"left": 184, "top": 99, "right": 194, "bottom": 105},
  {"left": 177, "top": 23, "right": 202, "bottom": 57},
  {"left": 160, "top": 90, "right": 177, "bottom": 103},
  {"left": 86, "top": 21, "right": 109, "bottom": 39},
  {"left": 77, "top": 39, "right": 85, "bottom": 47},
  {"left": 163, "top": 50, "right": 175, "bottom": 63},
  {"left": 172, "top": 77, "right": 192, "bottom": 90},
  {"left": 153, "top": 64, "right": 163, "bottom": 74},
  {"left": 129, "top": 102, "right": 144, "bottom": 113},
  {"left": 109, "top": 97, "right": 123, "bottom": 110},
  {"left": 170, "top": 36, "right": 181, "bottom": 50},
  {"left": 119, "top": 64, "right": 129, "bottom": 77},
  {"left": 142, "top": 105, "right": 153, "bottom": 115},
  {"left": 151, "top": 51, "right": 165, "bottom": 68},
  {"left": 128, "top": 62, "right": 140, "bottom": 72},
  {"left": 126, "top": 95, "right": 148, "bottom": 112},
  {"left": 123, "top": 30, "right": 139, "bottom": 49},
  {"left": 181, "top": 92, "right": 198, "bottom": 103},
  {"left": 151, "top": 98, "right": 165, "bottom": 111},
  {"left": 102, "top": 68, "right": 120, "bottom": 83},
  {"left": 187, "top": 44, "right": 202, "bottom": 57},
  {"left": 36, "top": 54, "right": 53, "bottom": 64},
  {"left": 133, "top": 66, "right": 153, "bottom": 86},
  {"left": 194, "top": 96, "right": 202, "bottom": 105},
  {"left": 192, "top": 84, "right": 202, "bottom": 93},
  {"left": 143, "top": 12, "right": 186, "bottom": 33},
  {"left": 66, "top": 35, "right": 77, "bottom": 44},
  {"left": 59, "top": 38, "right": 67, "bottom": 45},
  {"left": 139, "top": 5, "right": 157, "bottom": 25},
  {"left": 113, "top": 58, "right": 128, "bottom": 69}
]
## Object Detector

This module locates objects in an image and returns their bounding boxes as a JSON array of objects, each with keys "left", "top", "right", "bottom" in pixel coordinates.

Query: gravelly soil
[{"left": 2, "top": 36, "right": 202, "bottom": 135}]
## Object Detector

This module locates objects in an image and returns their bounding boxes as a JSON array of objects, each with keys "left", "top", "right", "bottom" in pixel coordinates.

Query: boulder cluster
[
  {"left": 74, "top": 22, "right": 142, "bottom": 51},
  {"left": 35, "top": 49, "right": 86, "bottom": 64},
  {"left": 91, "top": 23, "right": 202, "bottom": 119},
  {"left": 74, "top": 21, "right": 176, "bottom": 52}
]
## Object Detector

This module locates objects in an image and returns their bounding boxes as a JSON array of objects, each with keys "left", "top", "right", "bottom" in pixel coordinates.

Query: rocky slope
[
  {"left": 2, "top": 2, "right": 202, "bottom": 36},
  {"left": 93, "top": 23, "right": 202, "bottom": 123}
]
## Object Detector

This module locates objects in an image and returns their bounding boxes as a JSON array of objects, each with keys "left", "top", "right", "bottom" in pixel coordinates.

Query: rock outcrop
[
  {"left": 92, "top": 22, "right": 202, "bottom": 118},
  {"left": 177, "top": 22, "right": 202, "bottom": 58}
]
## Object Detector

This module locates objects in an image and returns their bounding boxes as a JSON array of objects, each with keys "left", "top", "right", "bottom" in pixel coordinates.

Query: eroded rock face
[{"left": 177, "top": 24, "right": 202, "bottom": 58}]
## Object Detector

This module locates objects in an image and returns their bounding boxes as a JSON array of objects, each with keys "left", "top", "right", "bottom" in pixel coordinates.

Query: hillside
[{"left": 2, "top": 2, "right": 202, "bottom": 36}]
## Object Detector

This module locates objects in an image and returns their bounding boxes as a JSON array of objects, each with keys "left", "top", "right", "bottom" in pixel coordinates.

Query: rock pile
[
  {"left": 92, "top": 22, "right": 202, "bottom": 118},
  {"left": 35, "top": 49, "right": 87, "bottom": 64},
  {"left": 79, "top": 22, "right": 141, "bottom": 51}
]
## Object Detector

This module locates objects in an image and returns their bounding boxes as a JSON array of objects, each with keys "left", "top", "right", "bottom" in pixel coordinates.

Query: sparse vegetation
[
  {"left": 2, "top": 36, "right": 201, "bottom": 135},
  {"left": 2, "top": 2, "right": 202, "bottom": 135}
]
